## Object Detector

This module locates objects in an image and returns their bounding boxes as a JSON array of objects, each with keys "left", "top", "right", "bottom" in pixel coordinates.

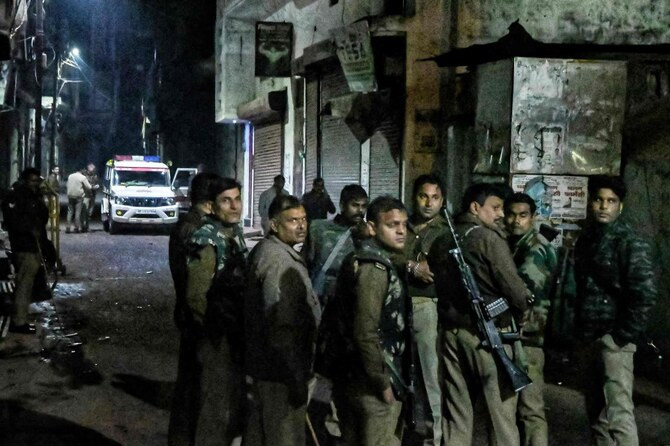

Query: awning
[
  {"left": 236, "top": 89, "right": 287, "bottom": 124},
  {"left": 321, "top": 90, "right": 392, "bottom": 143},
  {"left": 421, "top": 21, "right": 670, "bottom": 67}
]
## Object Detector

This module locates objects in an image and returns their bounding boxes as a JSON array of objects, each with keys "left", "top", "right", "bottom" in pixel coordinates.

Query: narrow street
[{"left": 1, "top": 220, "right": 670, "bottom": 445}]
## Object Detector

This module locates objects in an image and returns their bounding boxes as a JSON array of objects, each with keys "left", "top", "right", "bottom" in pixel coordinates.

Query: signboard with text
[{"left": 333, "top": 21, "right": 377, "bottom": 93}]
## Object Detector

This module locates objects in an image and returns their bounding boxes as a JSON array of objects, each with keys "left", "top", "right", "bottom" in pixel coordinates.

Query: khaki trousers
[
  {"left": 245, "top": 380, "right": 307, "bottom": 446},
  {"left": 439, "top": 328, "right": 520, "bottom": 446},
  {"left": 412, "top": 297, "right": 442, "bottom": 446},
  {"left": 517, "top": 346, "right": 547, "bottom": 446},
  {"left": 13, "top": 252, "right": 42, "bottom": 326},
  {"left": 333, "top": 384, "right": 402, "bottom": 446},
  {"left": 578, "top": 333, "right": 638, "bottom": 446}
]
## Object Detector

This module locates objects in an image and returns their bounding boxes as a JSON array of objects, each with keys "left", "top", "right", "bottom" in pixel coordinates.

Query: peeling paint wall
[{"left": 454, "top": 0, "right": 670, "bottom": 46}]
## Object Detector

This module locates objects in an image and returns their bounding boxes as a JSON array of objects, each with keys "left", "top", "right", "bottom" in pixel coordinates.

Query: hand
[
  {"left": 382, "top": 386, "right": 396, "bottom": 405},
  {"left": 411, "top": 260, "right": 434, "bottom": 283}
]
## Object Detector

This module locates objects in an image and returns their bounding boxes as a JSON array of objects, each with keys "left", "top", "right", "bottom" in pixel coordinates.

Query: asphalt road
[{"left": 1, "top": 220, "right": 669, "bottom": 445}]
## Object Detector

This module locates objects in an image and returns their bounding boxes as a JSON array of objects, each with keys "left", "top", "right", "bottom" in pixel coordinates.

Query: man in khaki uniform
[
  {"left": 244, "top": 195, "right": 321, "bottom": 446},
  {"left": 325, "top": 196, "right": 410, "bottom": 446},
  {"left": 429, "top": 183, "right": 531, "bottom": 446},
  {"left": 403, "top": 174, "right": 448, "bottom": 446}
]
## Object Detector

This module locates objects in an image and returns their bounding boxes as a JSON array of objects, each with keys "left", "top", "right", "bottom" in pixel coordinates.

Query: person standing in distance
[
  {"left": 301, "top": 177, "right": 336, "bottom": 222},
  {"left": 574, "top": 176, "right": 657, "bottom": 446},
  {"left": 258, "top": 175, "right": 288, "bottom": 236}
]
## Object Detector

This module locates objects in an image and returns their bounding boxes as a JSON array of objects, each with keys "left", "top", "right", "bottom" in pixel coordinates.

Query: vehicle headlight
[
  {"left": 161, "top": 197, "right": 175, "bottom": 206},
  {"left": 114, "top": 196, "right": 129, "bottom": 205}
]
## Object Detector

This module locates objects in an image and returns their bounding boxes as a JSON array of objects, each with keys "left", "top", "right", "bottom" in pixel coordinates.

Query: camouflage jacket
[
  {"left": 405, "top": 214, "right": 450, "bottom": 299},
  {"left": 302, "top": 214, "right": 355, "bottom": 305},
  {"left": 326, "top": 240, "right": 408, "bottom": 396},
  {"left": 510, "top": 229, "right": 558, "bottom": 346},
  {"left": 186, "top": 215, "right": 248, "bottom": 341},
  {"left": 574, "top": 219, "right": 657, "bottom": 346},
  {"left": 169, "top": 210, "right": 206, "bottom": 330}
]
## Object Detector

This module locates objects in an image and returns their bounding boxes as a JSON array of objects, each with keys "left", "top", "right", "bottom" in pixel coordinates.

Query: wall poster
[
  {"left": 511, "top": 174, "right": 588, "bottom": 220},
  {"left": 255, "top": 22, "right": 293, "bottom": 77},
  {"left": 510, "top": 58, "right": 626, "bottom": 175}
]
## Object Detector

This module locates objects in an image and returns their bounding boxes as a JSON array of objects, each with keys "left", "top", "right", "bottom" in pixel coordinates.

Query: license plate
[{"left": 135, "top": 209, "right": 155, "bottom": 215}]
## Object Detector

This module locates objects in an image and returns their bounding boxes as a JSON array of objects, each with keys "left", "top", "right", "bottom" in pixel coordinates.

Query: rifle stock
[{"left": 441, "top": 208, "right": 532, "bottom": 393}]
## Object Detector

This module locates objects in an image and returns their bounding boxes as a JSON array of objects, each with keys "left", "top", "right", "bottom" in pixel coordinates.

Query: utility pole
[
  {"left": 34, "top": 0, "right": 44, "bottom": 171},
  {"left": 51, "top": 49, "right": 59, "bottom": 170}
]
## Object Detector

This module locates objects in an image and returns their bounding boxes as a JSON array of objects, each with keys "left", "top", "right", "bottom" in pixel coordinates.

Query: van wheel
[
  {"left": 102, "top": 219, "right": 110, "bottom": 232},
  {"left": 109, "top": 219, "right": 121, "bottom": 234}
]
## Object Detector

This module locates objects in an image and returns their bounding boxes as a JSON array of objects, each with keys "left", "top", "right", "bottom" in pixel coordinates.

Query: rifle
[{"left": 442, "top": 208, "right": 532, "bottom": 393}]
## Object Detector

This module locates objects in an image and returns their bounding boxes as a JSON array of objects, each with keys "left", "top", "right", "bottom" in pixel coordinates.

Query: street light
[{"left": 70, "top": 47, "right": 80, "bottom": 57}]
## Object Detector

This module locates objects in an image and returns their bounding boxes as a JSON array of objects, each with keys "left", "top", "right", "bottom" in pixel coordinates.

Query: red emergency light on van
[{"left": 113, "top": 155, "right": 161, "bottom": 162}]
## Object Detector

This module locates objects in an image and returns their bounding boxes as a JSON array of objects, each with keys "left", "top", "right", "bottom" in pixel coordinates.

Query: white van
[{"left": 101, "top": 155, "right": 179, "bottom": 234}]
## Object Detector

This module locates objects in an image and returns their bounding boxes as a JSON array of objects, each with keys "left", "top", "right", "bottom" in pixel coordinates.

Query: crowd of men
[{"left": 166, "top": 171, "right": 657, "bottom": 446}]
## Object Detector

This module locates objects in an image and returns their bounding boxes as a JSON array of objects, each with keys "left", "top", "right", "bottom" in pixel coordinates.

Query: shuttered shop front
[
  {"left": 252, "top": 123, "right": 283, "bottom": 228},
  {"left": 320, "top": 68, "right": 360, "bottom": 206},
  {"left": 304, "top": 77, "right": 319, "bottom": 192},
  {"left": 369, "top": 116, "right": 402, "bottom": 198}
]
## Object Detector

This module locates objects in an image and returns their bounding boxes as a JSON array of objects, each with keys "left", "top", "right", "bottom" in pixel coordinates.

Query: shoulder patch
[{"left": 374, "top": 261, "right": 387, "bottom": 271}]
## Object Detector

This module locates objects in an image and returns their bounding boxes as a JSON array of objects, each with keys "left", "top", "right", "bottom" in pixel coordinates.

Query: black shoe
[{"left": 9, "top": 323, "right": 36, "bottom": 335}]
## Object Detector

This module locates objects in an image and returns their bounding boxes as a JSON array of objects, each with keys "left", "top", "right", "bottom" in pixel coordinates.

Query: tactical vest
[
  {"left": 190, "top": 216, "right": 248, "bottom": 345},
  {"left": 355, "top": 242, "right": 407, "bottom": 358}
]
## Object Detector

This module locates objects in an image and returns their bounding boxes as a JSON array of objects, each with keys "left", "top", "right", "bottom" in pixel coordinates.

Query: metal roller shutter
[
  {"left": 320, "top": 68, "right": 360, "bottom": 206},
  {"left": 369, "top": 116, "right": 402, "bottom": 198},
  {"left": 252, "top": 123, "right": 283, "bottom": 228},
  {"left": 304, "top": 77, "right": 319, "bottom": 194}
]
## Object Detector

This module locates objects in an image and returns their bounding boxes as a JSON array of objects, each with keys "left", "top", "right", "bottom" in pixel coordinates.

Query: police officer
[
  {"left": 574, "top": 176, "right": 657, "bottom": 446},
  {"left": 302, "top": 183, "right": 368, "bottom": 306},
  {"left": 504, "top": 193, "right": 558, "bottom": 446},
  {"left": 429, "top": 183, "right": 531, "bottom": 446},
  {"left": 404, "top": 174, "right": 449, "bottom": 446},
  {"left": 327, "top": 196, "right": 409, "bottom": 446},
  {"left": 244, "top": 195, "right": 321, "bottom": 446},
  {"left": 167, "top": 171, "right": 219, "bottom": 446},
  {"left": 172, "top": 177, "right": 248, "bottom": 445}
]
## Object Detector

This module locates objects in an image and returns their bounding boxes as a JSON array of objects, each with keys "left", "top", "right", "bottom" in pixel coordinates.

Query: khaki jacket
[
  {"left": 244, "top": 235, "right": 321, "bottom": 385},
  {"left": 429, "top": 213, "right": 530, "bottom": 329}
]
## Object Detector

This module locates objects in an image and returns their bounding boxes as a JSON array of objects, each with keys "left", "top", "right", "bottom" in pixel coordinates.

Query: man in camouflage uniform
[
  {"left": 167, "top": 171, "right": 219, "bottom": 446},
  {"left": 429, "top": 183, "right": 531, "bottom": 446},
  {"left": 504, "top": 193, "right": 558, "bottom": 446},
  {"left": 302, "top": 183, "right": 368, "bottom": 306},
  {"left": 170, "top": 176, "right": 248, "bottom": 446},
  {"left": 574, "top": 176, "right": 657, "bottom": 446},
  {"left": 403, "top": 174, "right": 448, "bottom": 446},
  {"left": 244, "top": 195, "right": 321, "bottom": 446},
  {"left": 324, "top": 196, "right": 409, "bottom": 446}
]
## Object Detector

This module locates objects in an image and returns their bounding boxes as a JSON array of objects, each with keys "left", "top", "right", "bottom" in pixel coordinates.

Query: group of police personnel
[{"left": 167, "top": 172, "right": 657, "bottom": 446}]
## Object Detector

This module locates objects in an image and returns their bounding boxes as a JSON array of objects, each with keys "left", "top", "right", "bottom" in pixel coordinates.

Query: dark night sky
[{"left": 45, "top": 0, "right": 217, "bottom": 169}]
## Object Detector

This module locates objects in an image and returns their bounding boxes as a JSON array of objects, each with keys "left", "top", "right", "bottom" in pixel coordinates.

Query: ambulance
[{"left": 101, "top": 155, "right": 179, "bottom": 233}]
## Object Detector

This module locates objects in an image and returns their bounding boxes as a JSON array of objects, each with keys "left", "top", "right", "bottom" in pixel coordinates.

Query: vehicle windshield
[{"left": 114, "top": 170, "right": 170, "bottom": 187}]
